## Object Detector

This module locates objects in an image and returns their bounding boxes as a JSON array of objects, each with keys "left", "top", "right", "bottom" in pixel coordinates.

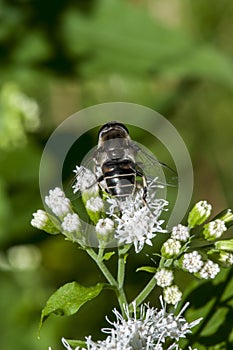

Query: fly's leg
[
  {"left": 134, "top": 168, "right": 157, "bottom": 216},
  {"left": 135, "top": 168, "right": 148, "bottom": 205},
  {"left": 85, "top": 174, "right": 105, "bottom": 190}
]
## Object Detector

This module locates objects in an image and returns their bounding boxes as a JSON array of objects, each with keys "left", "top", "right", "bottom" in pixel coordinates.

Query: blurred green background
[{"left": 0, "top": 0, "right": 233, "bottom": 349}]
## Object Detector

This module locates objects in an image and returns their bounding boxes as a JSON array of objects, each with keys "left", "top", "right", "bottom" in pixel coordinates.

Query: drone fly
[{"left": 75, "top": 121, "right": 177, "bottom": 203}]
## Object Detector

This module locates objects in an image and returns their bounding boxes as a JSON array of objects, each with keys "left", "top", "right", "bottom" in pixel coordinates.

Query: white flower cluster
[
  {"left": 60, "top": 300, "right": 202, "bottom": 350},
  {"left": 155, "top": 268, "right": 174, "bottom": 288},
  {"left": 61, "top": 213, "right": 81, "bottom": 233},
  {"left": 161, "top": 238, "right": 181, "bottom": 258},
  {"left": 219, "top": 252, "right": 233, "bottom": 266},
  {"left": 198, "top": 260, "right": 220, "bottom": 279},
  {"left": 163, "top": 285, "right": 182, "bottom": 305},
  {"left": 203, "top": 219, "right": 227, "bottom": 241},
  {"left": 45, "top": 187, "right": 71, "bottom": 217},
  {"left": 32, "top": 188, "right": 85, "bottom": 240},
  {"left": 72, "top": 166, "right": 99, "bottom": 197},
  {"left": 155, "top": 269, "right": 182, "bottom": 305},
  {"left": 96, "top": 218, "right": 114, "bottom": 237},
  {"left": 114, "top": 205, "right": 165, "bottom": 253},
  {"left": 182, "top": 251, "right": 203, "bottom": 273},
  {"left": 188, "top": 200, "right": 212, "bottom": 228},
  {"left": 107, "top": 191, "right": 167, "bottom": 253},
  {"left": 171, "top": 224, "right": 190, "bottom": 242},
  {"left": 86, "top": 197, "right": 104, "bottom": 213},
  {"left": 31, "top": 209, "right": 48, "bottom": 229},
  {"left": 195, "top": 200, "right": 212, "bottom": 218},
  {"left": 181, "top": 251, "right": 220, "bottom": 279},
  {"left": 71, "top": 166, "right": 168, "bottom": 252}
]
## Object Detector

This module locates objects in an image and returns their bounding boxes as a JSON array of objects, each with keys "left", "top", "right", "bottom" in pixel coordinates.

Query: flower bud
[
  {"left": 214, "top": 209, "right": 233, "bottom": 228},
  {"left": 96, "top": 218, "right": 114, "bottom": 244},
  {"left": 218, "top": 251, "right": 233, "bottom": 267},
  {"left": 45, "top": 187, "right": 71, "bottom": 218},
  {"left": 203, "top": 219, "right": 227, "bottom": 241},
  {"left": 208, "top": 250, "right": 233, "bottom": 268},
  {"left": 86, "top": 196, "right": 105, "bottom": 224},
  {"left": 215, "top": 239, "right": 233, "bottom": 252},
  {"left": 188, "top": 200, "right": 212, "bottom": 228},
  {"left": 195, "top": 260, "right": 220, "bottom": 279},
  {"left": 163, "top": 285, "right": 182, "bottom": 305},
  {"left": 181, "top": 251, "right": 203, "bottom": 273},
  {"left": 31, "top": 210, "right": 59, "bottom": 234},
  {"left": 171, "top": 224, "right": 190, "bottom": 242},
  {"left": 161, "top": 238, "right": 181, "bottom": 259},
  {"left": 155, "top": 268, "right": 174, "bottom": 287},
  {"left": 61, "top": 213, "right": 82, "bottom": 242}
]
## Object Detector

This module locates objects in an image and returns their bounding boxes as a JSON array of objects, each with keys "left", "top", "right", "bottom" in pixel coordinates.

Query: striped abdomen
[{"left": 102, "top": 159, "right": 136, "bottom": 199}]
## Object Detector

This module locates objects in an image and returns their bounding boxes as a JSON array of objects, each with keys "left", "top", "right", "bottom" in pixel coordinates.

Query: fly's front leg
[{"left": 85, "top": 174, "right": 105, "bottom": 190}]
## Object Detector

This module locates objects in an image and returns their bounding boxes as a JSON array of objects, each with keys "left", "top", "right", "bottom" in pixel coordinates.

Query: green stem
[
  {"left": 86, "top": 247, "right": 116, "bottom": 286},
  {"left": 86, "top": 246, "right": 127, "bottom": 314},
  {"left": 98, "top": 246, "right": 105, "bottom": 261},
  {"left": 129, "top": 257, "right": 167, "bottom": 309},
  {"left": 117, "top": 245, "right": 130, "bottom": 289},
  {"left": 130, "top": 275, "right": 157, "bottom": 309},
  {"left": 117, "top": 245, "right": 131, "bottom": 316}
]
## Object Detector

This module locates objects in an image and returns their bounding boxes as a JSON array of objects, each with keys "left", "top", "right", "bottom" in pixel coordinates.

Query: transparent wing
[
  {"left": 132, "top": 141, "right": 178, "bottom": 188},
  {"left": 65, "top": 146, "right": 98, "bottom": 200}
]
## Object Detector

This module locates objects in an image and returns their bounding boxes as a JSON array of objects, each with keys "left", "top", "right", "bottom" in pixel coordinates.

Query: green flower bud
[
  {"left": 61, "top": 213, "right": 82, "bottom": 242},
  {"left": 214, "top": 209, "right": 233, "bottom": 228},
  {"left": 215, "top": 239, "right": 233, "bottom": 252},
  {"left": 203, "top": 219, "right": 227, "bottom": 241},
  {"left": 86, "top": 196, "right": 105, "bottom": 224},
  {"left": 208, "top": 250, "right": 233, "bottom": 268},
  {"left": 188, "top": 200, "right": 212, "bottom": 228},
  {"left": 96, "top": 218, "right": 114, "bottom": 245},
  {"left": 161, "top": 238, "right": 181, "bottom": 259},
  {"left": 163, "top": 285, "right": 182, "bottom": 305},
  {"left": 31, "top": 210, "right": 60, "bottom": 234},
  {"left": 218, "top": 251, "right": 233, "bottom": 267}
]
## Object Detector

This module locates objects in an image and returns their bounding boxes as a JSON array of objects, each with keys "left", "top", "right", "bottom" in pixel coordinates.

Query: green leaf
[
  {"left": 136, "top": 266, "right": 157, "bottom": 273},
  {"left": 66, "top": 339, "right": 87, "bottom": 348},
  {"left": 39, "top": 282, "right": 104, "bottom": 331},
  {"left": 103, "top": 251, "right": 115, "bottom": 261}
]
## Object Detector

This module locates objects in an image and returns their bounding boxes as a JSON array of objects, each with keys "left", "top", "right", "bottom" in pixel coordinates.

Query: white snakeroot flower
[
  {"left": 203, "top": 219, "right": 227, "bottom": 241},
  {"left": 31, "top": 209, "right": 48, "bottom": 229},
  {"left": 86, "top": 197, "right": 104, "bottom": 213},
  {"left": 96, "top": 218, "right": 114, "bottom": 237},
  {"left": 155, "top": 268, "right": 174, "bottom": 288},
  {"left": 182, "top": 251, "right": 203, "bottom": 273},
  {"left": 60, "top": 299, "right": 202, "bottom": 350},
  {"left": 163, "top": 285, "right": 182, "bottom": 305},
  {"left": 171, "top": 224, "right": 190, "bottom": 242},
  {"left": 61, "top": 213, "right": 81, "bottom": 233},
  {"left": 161, "top": 238, "right": 181, "bottom": 258},
  {"left": 199, "top": 260, "right": 220, "bottom": 279},
  {"left": 73, "top": 166, "right": 99, "bottom": 197},
  {"left": 112, "top": 193, "right": 167, "bottom": 253},
  {"left": 45, "top": 187, "right": 71, "bottom": 217}
]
